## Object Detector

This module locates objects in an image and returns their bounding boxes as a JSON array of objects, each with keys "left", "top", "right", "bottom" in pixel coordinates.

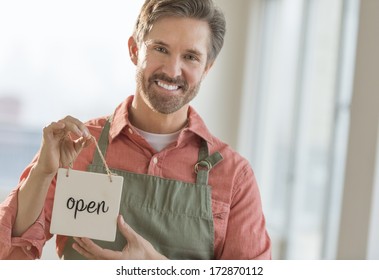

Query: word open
[{"left": 66, "top": 197, "right": 109, "bottom": 219}]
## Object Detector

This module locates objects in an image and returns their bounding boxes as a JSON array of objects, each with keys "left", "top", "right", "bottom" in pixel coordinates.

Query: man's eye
[
  {"left": 155, "top": 47, "right": 167, "bottom": 53},
  {"left": 185, "top": 55, "right": 198, "bottom": 61}
]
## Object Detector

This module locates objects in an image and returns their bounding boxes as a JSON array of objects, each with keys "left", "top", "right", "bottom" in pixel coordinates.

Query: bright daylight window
[
  {"left": 0, "top": 0, "right": 144, "bottom": 259},
  {"left": 0, "top": 0, "right": 144, "bottom": 194},
  {"left": 238, "top": 0, "right": 359, "bottom": 259}
]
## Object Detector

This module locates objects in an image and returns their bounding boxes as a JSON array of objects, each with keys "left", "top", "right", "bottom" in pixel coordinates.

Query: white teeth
[{"left": 157, "top": 81, "right": 179, "bottom": 91}]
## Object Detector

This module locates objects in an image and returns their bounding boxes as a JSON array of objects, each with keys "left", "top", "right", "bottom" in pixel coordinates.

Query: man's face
[{"left": 132, "top": 17, "right": 213, "bottom": 115}]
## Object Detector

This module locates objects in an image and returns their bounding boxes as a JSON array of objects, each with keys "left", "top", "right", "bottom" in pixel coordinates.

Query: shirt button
[
  {"left": 153, "top": 157, "right": 158, "bottom": 164},
  {"left": 26, "top": 245, "right": 32, "bottom": 251}
]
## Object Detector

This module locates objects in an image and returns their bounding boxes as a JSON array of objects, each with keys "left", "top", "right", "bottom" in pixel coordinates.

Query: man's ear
[{"left": 128, "top": 36, "right": 139, "bottom": 65}]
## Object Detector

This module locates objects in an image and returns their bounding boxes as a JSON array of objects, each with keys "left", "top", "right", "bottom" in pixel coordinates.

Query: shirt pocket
[{"left": 211, "top": 199, "right": 230, "bottom": 250}]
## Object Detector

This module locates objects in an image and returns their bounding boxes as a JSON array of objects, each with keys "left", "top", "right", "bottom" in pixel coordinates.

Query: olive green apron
[{"left": 62, "top": 119, "right": 223, "bottom": 259}]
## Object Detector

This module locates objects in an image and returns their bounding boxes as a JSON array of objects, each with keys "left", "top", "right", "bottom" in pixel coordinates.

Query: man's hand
[
  {"left": 36, "top": 115, "right": 93, "bottom": 176},
  {"left": 72, "top": 215, "right": 168, "bottom": 260}
]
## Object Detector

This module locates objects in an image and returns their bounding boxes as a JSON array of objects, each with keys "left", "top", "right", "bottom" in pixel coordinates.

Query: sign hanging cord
[{"left": 66, "top": 135, "right": 114, "bottom": 182}]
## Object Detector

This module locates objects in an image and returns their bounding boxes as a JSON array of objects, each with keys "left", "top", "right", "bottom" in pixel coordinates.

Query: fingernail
[{"left": 119, "top": 215, "right": 125, "bottom": 224}]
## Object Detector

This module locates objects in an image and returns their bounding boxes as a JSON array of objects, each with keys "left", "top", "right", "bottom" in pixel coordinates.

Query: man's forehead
[{"left": 143, "top": 17, "right": 211, "bottom": 53}]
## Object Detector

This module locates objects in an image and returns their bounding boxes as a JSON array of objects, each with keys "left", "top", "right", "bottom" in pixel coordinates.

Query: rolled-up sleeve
[{"left": 0, "top": 165, "right": 52, "bottom": 260}]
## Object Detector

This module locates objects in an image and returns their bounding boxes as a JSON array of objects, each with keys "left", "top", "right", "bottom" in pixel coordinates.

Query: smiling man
[
  {"left": 0, "top": 0, "right": 271, "bottom": 260},
  {"left": 129, "top": 16, "right": 212, "bottom": 133}
]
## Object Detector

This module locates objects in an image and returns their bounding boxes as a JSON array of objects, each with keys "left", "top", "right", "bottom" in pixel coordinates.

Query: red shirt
[{"left": 0, "top": 96, "right": 271, "bottom": 260}]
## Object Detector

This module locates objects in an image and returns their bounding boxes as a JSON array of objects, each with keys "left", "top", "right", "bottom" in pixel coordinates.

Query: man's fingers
[
  {"left": 73, "top": 237, "right": 122, "bottom": 260},
  {"left": 118, "top": 215, "right": 137, "bottom": 241},
  {"left": 43, "top": 116, "right": 91, "bottom": 143},
  {"left": 72, "top": 238, "right": 95, "bottom": 260},
  {"left": 46, "top": 121, "right": 65, "bottom": 131},
  {"left": 74, "top": 136, "right": 94, "bottom": 151},
  {"left": 59, "top": 116, "right": 91, "bottom": 139},
  {"left": 42, "top": 121, "right": 65, "bottom": 138}
]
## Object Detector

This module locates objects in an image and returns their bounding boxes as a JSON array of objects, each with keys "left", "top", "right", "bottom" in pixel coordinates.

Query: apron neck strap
[
  {"left": 195, "top": 140, "right": 224, "bottom": 185},
  {"left": 91, "top": 116, "right": 113, "bottom": 166}
]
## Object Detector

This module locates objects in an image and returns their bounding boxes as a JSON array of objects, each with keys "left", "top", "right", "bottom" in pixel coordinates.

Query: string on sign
[{"left": 66, "top": 135, "right": 114, "bottom": 182}]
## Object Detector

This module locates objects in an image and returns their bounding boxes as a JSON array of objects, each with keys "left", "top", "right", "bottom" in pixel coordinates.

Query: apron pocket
[{"left": 211, "top": 199, "right": 229, "bottom": 250}]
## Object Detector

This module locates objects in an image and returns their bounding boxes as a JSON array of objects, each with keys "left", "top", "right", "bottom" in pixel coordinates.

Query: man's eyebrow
[
  {"left": 186, "top": 48, "right": 204, "bottom": 58},
  {"left": 147, "top": 39, "right": 168, "bottom": 47}
]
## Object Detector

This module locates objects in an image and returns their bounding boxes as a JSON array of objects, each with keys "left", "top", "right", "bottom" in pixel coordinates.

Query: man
[{"left": 0, "top": 0, "right": 271, "bottom": 259}]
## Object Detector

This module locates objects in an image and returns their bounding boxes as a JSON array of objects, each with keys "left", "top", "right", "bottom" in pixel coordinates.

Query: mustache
[{"left": 148, "top": 73, "right": 188, "bottom": 90}]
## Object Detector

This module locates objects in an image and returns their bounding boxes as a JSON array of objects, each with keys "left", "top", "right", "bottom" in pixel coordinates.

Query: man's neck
[{"left": 129, "top": 94, "right": 188, "bottom": 134}]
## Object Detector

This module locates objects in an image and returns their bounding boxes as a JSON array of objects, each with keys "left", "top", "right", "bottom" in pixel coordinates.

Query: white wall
[{"left": 193, "top": 0, "right": 252, "bottom": 149}]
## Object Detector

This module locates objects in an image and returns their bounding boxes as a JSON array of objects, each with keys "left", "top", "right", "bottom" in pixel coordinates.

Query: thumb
[{"left": 118, "top": 215, "right": 137, "bottom": 241}]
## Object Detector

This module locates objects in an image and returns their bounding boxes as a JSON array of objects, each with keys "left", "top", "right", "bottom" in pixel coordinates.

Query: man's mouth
[{"left": 156, "top": 81, "right": 181, "bottom": 91}]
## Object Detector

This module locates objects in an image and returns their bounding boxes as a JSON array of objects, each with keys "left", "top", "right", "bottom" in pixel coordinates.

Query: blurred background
[{"left": 0, "top": 0, "right": 378, "bottom": 260}]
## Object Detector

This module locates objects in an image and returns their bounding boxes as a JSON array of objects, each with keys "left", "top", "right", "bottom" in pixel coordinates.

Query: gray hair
[{"left": 134, "top": 0, "right": 226, "bottom": 63}]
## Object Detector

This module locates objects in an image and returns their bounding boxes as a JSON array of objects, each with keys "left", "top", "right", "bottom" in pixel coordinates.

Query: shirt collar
[
  {"left": 109, "top": 95, "right": 214, "bottom": 145},
  {"left": 186, "top": 106, "right": 214, "bottom": 145}
]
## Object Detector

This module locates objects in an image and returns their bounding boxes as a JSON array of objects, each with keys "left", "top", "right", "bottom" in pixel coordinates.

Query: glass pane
[
  {"left": 0, "top": 0, "right": 144, "bottom": 195},
  {"left": 241, "top": 0, "right": 358, "bottom": 259}
]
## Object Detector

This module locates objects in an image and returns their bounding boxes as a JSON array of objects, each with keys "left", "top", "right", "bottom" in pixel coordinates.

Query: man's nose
[{"left": 162, "top": 56, "right": 182, "bottom": 78}]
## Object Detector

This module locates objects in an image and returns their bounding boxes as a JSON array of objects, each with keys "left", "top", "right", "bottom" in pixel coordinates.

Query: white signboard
[{"left": 50, "top": 168, "right": 123, "bottom": 242}]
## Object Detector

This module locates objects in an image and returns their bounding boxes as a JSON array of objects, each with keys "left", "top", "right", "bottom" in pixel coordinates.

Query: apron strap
[
  {"left": 91, "top": 117, "right": 223, "bottom": 185},
  {"left": 91, "top": 116, "right": 113, "bottom": 167},
  {"left": 195, "top": 140, "right": 224, "bottom": 185}
]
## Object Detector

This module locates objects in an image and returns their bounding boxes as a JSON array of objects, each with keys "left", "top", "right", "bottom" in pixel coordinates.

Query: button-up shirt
[{"left": 0, "top": 96, "right": 271, "bottom": 260}]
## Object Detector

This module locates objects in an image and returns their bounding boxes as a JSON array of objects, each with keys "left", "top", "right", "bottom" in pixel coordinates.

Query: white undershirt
[{"left": 133, "top": 126, "right": 181, "bottom": 152}]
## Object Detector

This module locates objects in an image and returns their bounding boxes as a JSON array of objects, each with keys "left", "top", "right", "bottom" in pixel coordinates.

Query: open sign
[{"left": 50, "top": 168, "right": 123, "bottom": 242}]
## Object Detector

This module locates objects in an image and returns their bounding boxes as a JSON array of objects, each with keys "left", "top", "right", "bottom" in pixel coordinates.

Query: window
[
  {"left": 238, "top": 0, "right": 359, "bottom": 259},
  {"left": 0, "top": 0, "right": 144, "bottom": 259},
  {"left": 0, "top": 0, "right": 144, "bottom": 194}
]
